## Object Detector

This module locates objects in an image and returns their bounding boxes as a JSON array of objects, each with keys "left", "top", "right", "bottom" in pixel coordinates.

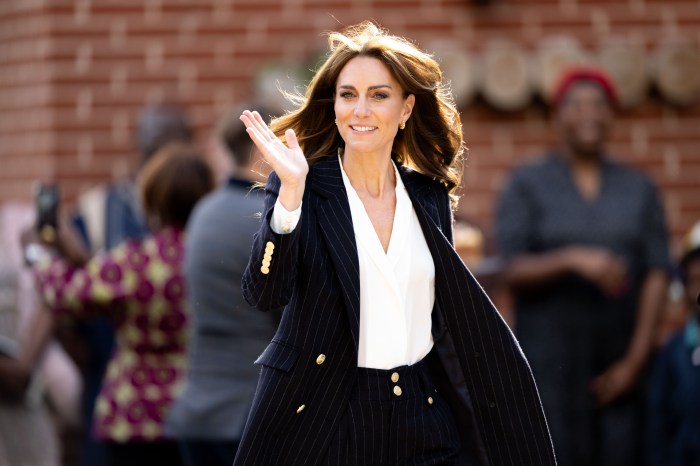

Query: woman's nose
[{"left": 354, "top": 98, "right": 370, "bottom": 117}]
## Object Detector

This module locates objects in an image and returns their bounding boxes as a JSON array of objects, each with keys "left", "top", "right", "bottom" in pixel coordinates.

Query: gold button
[
  {"left": 316, "top": 354, "right": 326, "bottom": 365},
  {"left": 296, "top": 404, "right": 306, "bottom": 414},
  {"left": 265, "top": 241, "right": 275, "bottom": 251},
  {"left": 263, "top": 251, "right": 273, "bottom": 260},
  {"left": 427, "top": 396, "right": 434, "bottom": 405},
  {"left": 390, "top": 372, "right": 399, "bottom": 383},
  {"left": 260, "top": 266, "right": 270, "bottom": 275},
  {"left": 262, "top": 258, "right": 271, "bottom": 267},
  {"left": 393, "top": 386, "right": 402, "bottom": 396}
]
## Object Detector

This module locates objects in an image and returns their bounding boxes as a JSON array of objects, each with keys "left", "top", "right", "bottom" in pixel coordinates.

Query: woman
[
  {"left": 32, "top": 144, "right": 215, "bottom": 466},
  {"left": 237, "top": 22, "right": 556, "bottom": 466},
  {"left": 496, "top": 68, "right": 670, "bottom": 466}
]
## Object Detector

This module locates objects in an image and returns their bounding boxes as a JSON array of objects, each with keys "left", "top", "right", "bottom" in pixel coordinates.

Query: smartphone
[{"left": 34, "top": 183, "right": 60, "bottom": 234}]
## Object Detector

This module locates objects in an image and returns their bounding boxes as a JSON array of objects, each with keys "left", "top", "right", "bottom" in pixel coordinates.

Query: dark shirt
[
  {"left": 497, "top": 153, "right": 669, "bottom": 359},
  {"left": 647, "top": 317, "right": 700, "bottom": 466},
  {"left": 496, "top": 152, "right": 671, "bottom": 465}
]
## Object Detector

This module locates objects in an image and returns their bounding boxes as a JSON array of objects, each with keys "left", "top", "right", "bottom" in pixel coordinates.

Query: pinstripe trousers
[{"left": 324, "top": 353, "right": 460, "bottom": 466}]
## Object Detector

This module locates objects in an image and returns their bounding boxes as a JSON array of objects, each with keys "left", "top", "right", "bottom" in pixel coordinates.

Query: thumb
[{"left": 285, "top": 128, "right": 299, "bottom": 150}]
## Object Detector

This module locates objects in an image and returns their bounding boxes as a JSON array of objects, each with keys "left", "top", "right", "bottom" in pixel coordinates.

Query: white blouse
[{"left": 270, "top": 156, "right": 436, "bottom": 369}]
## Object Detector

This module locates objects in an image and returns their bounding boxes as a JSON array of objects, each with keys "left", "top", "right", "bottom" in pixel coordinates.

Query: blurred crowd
[{"left": 0, "top": 66, "right": 698, "bottom": 466}]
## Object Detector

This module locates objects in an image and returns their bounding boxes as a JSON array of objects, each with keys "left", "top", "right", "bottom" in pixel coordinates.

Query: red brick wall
[
  {"left": 1, "top": 0, "right": 699, "bottom": 256},
  {"left": 0, "top": 1, "right": 55, "bottom": 201}
]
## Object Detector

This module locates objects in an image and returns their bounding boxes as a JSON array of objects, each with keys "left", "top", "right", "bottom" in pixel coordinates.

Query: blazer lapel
[
  {"left": 400, "top": 167, "right": 443, "bottom": 240},
  {"left": 312, "top": 157, "right": 361, "bottom": 349}
]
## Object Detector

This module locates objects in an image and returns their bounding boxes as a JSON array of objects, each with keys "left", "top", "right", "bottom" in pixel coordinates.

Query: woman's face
[
  {"left": 334, "top": 56, "right": 414, "bottom": 158},
  {"left": 556, "top": 82, "right": 612, "bottom": 158}
]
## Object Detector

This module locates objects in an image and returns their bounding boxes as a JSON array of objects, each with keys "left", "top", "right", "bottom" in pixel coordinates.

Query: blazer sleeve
[{"left": 241, "top": 171, "right": 302, "bottom": 311}]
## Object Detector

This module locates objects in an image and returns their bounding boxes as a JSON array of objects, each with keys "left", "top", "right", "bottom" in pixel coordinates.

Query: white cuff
[{"left": 270, "top": 199, "right": 302, "bottom": 234}]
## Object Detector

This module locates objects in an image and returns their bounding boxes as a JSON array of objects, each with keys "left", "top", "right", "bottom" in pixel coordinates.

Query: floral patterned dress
[{"left": 35, "top": 227, "right": 188, "bottom": 443}]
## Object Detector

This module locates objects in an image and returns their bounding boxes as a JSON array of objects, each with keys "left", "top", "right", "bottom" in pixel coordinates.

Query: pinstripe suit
[{"left": 235, "top": 155, "right": 556, "bottom": 466}]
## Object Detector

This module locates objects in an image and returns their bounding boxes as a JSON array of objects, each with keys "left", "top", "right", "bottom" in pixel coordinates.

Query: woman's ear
[{"left": 403, "top": 94, "right": 415, "bottom": 121}]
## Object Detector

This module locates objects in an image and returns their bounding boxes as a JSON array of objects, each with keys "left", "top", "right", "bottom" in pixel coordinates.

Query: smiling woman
[{"left": 235, "top": 21, "right": 557, "bottom": 466}]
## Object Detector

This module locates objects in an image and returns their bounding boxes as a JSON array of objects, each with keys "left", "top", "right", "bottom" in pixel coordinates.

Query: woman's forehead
[
  {"left": 336, "top": 56, "right": 397, "bottom": 86},
  {"left": 561, "top": 80, "right": 611, "bottom": 104}
]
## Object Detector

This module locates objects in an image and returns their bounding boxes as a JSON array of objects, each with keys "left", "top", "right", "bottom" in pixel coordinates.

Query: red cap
[{"left": 551, "top": 67, "right": 619, "bottom": 109}]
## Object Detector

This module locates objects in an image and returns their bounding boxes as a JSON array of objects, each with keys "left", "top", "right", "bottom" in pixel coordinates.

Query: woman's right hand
[{"left": 240, "top": 110, "right": 309, "bottom": 210}]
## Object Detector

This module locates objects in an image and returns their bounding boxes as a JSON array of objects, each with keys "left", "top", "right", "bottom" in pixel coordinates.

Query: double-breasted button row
[
  {"left": 296, "top": 354, "right": 326, "bottom": 414},
  {"left": 261, "top": 241, "right": 274, "bottom": 274},
  {"left": 391, "top": 372, "right": 402, "bottom": 397}
]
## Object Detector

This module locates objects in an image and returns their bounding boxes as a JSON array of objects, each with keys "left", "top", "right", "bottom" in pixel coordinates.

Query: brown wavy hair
[
  {"left": 138, "top": 143, "right": 215, "bottom": 229},
  {"left": 270, "top": 21, "right": 464, "bottom": 203}
]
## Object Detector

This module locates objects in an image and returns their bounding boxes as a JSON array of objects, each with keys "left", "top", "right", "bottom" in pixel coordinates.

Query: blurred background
[
  {"left": 1, "top": 0, "right": 698, "bottom": 251},
  {"left": 1, "top": 1, "right": 700, "bottom": 465}
]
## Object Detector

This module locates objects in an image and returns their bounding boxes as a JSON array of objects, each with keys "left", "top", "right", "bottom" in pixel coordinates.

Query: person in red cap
[{"left": 496, "top": 67, "right": 671, "bottom": 466}]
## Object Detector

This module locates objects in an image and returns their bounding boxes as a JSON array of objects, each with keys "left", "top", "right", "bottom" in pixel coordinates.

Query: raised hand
[{"left": 240, "top": 110, "right": 309, "bottom": 210}]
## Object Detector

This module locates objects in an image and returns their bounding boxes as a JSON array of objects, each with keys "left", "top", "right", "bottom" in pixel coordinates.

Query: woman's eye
[
  {"left": 339, "top": 92, "right": 355, "bottom": 99},
  {"left": 373, "top": 93, "right": 388, "bottom": 100}
]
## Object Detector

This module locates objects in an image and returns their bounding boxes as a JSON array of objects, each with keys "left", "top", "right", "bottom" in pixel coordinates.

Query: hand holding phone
[{"left": 34, "top": 183, "right": 59, "bottom": 242}]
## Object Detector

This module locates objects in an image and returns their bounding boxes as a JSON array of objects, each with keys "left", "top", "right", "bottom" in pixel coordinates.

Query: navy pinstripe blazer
[{"left": 235, "top": 155, "right": 556, "bottom": 466}]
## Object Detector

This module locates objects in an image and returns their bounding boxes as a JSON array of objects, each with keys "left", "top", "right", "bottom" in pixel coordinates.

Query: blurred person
[
  {"left": 235, "top": 21, "right": 555, "bottom": 466},
  {"left": 164, "top": 105, "right": 280, "bottom": 466},
  {"left": 30, "top": 145, "right": 215, "bottom": 466},
  {"left": 647, "top": 221, "right": 700, "bottom": 466},
  {"left": 69, "top": 102, "right": 194, "bottom": 466},
  {"left": 0, "top": 202, "right": 82, "bottom": 466},
  {"left": 496, "top": 67, "right": 670, "bottom": 466}
]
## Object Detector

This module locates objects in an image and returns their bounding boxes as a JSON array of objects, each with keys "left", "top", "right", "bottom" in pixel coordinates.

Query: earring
[
  {"left": 399, "top": 120, "right": 406, "bottom": 130},
  {"left": 335, "top": 118, "right": 338, "bottom": 125}
]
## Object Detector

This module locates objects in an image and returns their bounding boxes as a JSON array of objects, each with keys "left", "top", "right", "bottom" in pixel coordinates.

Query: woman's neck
[
  {"left": 560, "top": 147, "right": 605, "bottom": 201},
  {"left": 561, "top": 145, "right": 604, "bottom": 170},
  {"left": 341, "top": 149, "right": 396, "bottom": 199}
]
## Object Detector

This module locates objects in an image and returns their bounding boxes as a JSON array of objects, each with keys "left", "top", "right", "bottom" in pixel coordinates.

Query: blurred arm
[
  {"left": 0, "top": 308, "right": 54, "bottom": 401},
  {"left": 624, "top": 269, "right": 669, "bottom": 372}
]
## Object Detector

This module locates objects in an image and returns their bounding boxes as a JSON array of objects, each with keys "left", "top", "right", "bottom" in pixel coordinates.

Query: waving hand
[{"left": 240, "top": 110, "right": 308, "bottom": 210}]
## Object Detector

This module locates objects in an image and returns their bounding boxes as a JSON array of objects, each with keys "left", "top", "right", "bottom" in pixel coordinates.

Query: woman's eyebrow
[{"left": 337, "top": 84, "right": 393, "bottom": 90}]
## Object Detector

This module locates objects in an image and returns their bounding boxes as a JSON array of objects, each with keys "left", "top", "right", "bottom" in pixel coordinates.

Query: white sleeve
[{"left": 270, "top": 198, "right": 302, "bottom": 234}]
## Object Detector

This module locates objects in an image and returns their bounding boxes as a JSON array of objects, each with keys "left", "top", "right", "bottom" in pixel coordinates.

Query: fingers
[
  {"left": 285, "top": 128, "right": 299, "bottom": 150},
  {"left": 241, "top": 110, "right": 276, "bottom": 144},
  {"left": 238, "top": 111, "right": 308, "bottom": 180},
  {"left": 240, "top": 112, "right": 275, "bottom": 157},
  {"left": 240, "top": 121, "right": 270, "bottom": 156}
]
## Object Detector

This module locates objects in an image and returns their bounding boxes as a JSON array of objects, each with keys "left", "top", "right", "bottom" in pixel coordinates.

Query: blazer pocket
[{"left": 254, "top": 340, "right": 300, "bottom": 373}]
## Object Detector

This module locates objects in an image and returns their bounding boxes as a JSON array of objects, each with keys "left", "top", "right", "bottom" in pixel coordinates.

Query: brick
[{"left": 1, "top": 0, "right": 700, "bottom": 252}]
